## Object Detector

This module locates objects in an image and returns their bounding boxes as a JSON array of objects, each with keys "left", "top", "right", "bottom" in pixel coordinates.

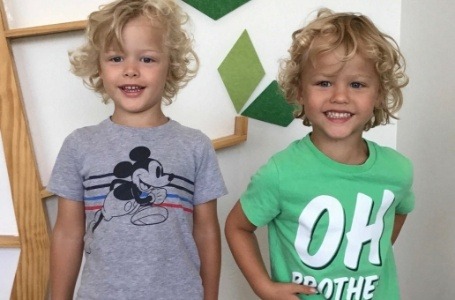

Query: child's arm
[
  {"left": 391, "top": 214, "right": 408, "bottom": 244},
  {"left": 50, "top": 197, "right": 85, "bottom": 300},
  {"left": 193, "top": 199, "right": 221, "bottom": 300},
  {"left": 225, "top": 201, "right": 316, "bottom": 300}
]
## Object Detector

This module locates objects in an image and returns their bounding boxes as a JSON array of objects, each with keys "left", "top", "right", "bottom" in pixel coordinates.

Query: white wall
[
  {"left": 1, "top": 0, "right": 403, "bottom": 299},
  {"left": 396, "top": 1, "right": 455, "bottom": 299}
]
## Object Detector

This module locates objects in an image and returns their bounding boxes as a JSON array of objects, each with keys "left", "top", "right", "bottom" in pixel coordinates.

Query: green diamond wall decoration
[
  {"left": 218, "top": 30, "right": 265, "bottom": 113},
  {"left": 241, "top": 81, "right": 296, "bottom": 127},
  {"left": 182, "top": 0, "right": 250, "bottom": 20}
]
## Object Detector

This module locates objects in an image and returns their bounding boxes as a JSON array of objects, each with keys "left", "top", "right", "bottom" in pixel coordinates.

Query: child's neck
[
  {"left": 310, "top": 134, "right": 369, "bottom": 165},
  {"left": 110, "top": 113, "right": 169, "bottom": 128}
]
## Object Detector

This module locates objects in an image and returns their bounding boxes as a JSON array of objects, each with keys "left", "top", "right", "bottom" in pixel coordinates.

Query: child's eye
[
  {"left": 350, "top": 82, "right": 364, "bottom": 89},
  {"left": 317, "top": 81, "right": 331, "bottom": 87},
  {"left": 109, "top": 56, "right": 123, "bottom": 63},
  {"left": 141, "top": 57, "right": 155, "bottom": 63}
]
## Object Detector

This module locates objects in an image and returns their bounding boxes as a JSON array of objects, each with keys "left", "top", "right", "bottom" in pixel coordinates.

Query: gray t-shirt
[{"left": 48, "top": 118, "right": 227, "bottom": 299}]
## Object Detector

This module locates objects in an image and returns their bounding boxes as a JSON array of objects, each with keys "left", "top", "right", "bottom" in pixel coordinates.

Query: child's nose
[
  {"left": 123, "top": 63, "right": 139, "bottom": 77},
  {"left": 124, "top": 71, "right": 138, "bottom": 77},
  {"left": 330, "top": 85, "right": 348, "bottom": 103}
]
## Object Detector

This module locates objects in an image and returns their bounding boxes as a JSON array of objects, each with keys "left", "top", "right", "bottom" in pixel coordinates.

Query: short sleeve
[
  {"left": 240, "top": 158, "right": 281, "bottom": 227},
  {"left": 395, "top": 159, "right": 415, "bottom": 214},
  {"left": 47, "top": 132, "right": 84, "bottom": 201},
  {"left": 192, "top": 134, "right": 227, "bottom": 205}
]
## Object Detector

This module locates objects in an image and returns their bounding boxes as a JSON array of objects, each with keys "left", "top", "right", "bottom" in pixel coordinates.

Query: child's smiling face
[
  {"left": 99, "top": 15, "right": 170, "bottom": 127},
  {"left": 299, "top": 46, "right": 380, "bottom": 147}
]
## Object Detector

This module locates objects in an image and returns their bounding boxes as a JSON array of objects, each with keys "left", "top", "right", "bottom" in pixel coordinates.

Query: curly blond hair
[
  {"left": 69, "top": 0, "right": 199, "bottom": 104},
  {"left": 278, "top": 8, "right": 408, "bottom": 130}
]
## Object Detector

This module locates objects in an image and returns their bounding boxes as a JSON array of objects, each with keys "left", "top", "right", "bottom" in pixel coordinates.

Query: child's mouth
[
  {"left": 120, "top": 85, "right": 144, "bottom": 93},
  {"left": 325, "top": 111, "right": 352, "bottom": 119}
]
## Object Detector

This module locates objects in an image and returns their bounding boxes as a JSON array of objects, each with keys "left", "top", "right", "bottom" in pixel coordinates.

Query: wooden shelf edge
[
  {"left": 0, "top": 235, "right": 21, "bottom": 248},
  {"left": 6, "top": 20, "right": 87, "bottom": 39},
  {"left": 212, "top": 116, "right": 248, "bottom": 150},
  {"left": 212, "top": 134, "right": 247, "bottom": 150}
]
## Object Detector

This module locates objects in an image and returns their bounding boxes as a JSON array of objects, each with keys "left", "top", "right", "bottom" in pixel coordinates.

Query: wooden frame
[
  {"left": 0, "top": 12, "right": 248, "bottom": 300},
  {"left": 0, "top": 6, "right": 50, "bottom": 299}
]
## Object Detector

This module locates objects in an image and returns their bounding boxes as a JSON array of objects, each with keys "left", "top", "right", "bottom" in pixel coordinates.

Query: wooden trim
[
  {"left": 41, "top": 188, "right": 54, "bottom": 200},
  {"left": 0, "top": 5, "right": 50, "bottom": 300},
  {"left": 0, "top": 235, "right": 21, "bottom": 248},
  {"left": 213, "top": 116, "right": 248, "bottom": 150},
  {"left": 5, "top": 20, "right": 87, "bottom": 39}
]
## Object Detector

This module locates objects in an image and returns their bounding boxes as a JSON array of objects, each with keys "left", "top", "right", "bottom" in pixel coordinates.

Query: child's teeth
[{"left": 326, "top": 112, "right": 351, "bottom": 118}]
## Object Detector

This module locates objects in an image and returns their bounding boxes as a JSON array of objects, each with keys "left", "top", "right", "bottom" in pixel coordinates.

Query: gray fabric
[{"left": 48, "top": 118, "right": 227, "bottom": 299}]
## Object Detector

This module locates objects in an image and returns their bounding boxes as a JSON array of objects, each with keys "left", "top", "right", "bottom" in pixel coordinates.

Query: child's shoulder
[
  {"left": 170, "top": 120, "right": 207, "bottom": 137},
  {"left": 64, "top": 118, "right": 109, "bottom": 141},
  {"left": 265, "top": 139, "right": 305, "bottom": 167},
  {"left": 367, "top": 139, "right": 413, "bottom": 167}
]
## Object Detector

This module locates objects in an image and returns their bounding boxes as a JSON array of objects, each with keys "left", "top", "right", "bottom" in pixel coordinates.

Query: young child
[
  {"left": 225, "top": 8, "right": 413, "bottom": 300},
  {"left": 48, "top": 0, "right": 227, "bottom": 299}
]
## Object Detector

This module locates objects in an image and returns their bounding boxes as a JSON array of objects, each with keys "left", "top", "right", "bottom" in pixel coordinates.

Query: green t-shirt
[{"left": 240, "top": 134, "right": 414, "bottom": 300}]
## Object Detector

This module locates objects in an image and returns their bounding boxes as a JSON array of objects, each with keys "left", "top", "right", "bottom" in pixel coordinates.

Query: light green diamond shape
[{"left": 218, "top": 30, "right": 265, "bottom": 113}]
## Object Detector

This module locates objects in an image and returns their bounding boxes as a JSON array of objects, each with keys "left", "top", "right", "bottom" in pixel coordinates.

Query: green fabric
[
  {"left": 182, "top": 0, "right": 250, "bottom": 20},
  {"left": 240, "top": 134, "right": 414, "bottom": 299},
  {"left": 241, "top": 81, "right": 295, "bottom": 127},
  {"left": 218, "top": 30, "right": 265, "bottom": 112}
]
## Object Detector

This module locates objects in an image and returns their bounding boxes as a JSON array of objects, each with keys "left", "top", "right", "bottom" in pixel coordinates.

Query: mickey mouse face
[
  {"left": 113, "top": 146, "right": 174, "bottom": 190},
  {"left": 132, "top": 160, "right": 173, "bottom": 192}
]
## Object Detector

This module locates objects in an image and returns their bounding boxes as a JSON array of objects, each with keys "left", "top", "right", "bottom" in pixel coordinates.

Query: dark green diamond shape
[
  {"left": 218, "top": 30, "right": 265, "bottom": 113},
  {"left": 182, "top": 0, "right": 250, "bottom": 20},
  {"left": 241, "top": 81, "right": 295, "bottom": 127}
]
